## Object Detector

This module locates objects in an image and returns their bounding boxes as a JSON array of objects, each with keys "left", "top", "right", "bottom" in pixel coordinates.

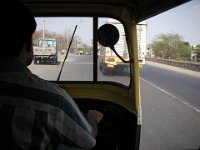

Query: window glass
[
  {"left": 28, "top": 17, "right": 131, "bottom": 86},
  {"left": 97, "top": 18, "right": 131, "bottom": 86},
  {"left": 29, "top": 17, "right": 93, "bottom": 81}
]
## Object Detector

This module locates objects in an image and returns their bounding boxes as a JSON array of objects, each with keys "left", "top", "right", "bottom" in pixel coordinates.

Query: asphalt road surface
[{"left": 140, "top": 61, "right": 200, "bottom": 150}]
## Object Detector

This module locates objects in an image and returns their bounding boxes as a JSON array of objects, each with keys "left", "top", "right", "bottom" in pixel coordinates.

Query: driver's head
[{"left": 1, "top": 0, "right": 36, "bottom": 59}]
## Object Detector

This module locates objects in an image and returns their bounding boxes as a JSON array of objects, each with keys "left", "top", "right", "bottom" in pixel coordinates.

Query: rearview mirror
[
  {"left": 97, "top": 24, "right": 119, "bottom": 47},
  {"left": 97, "top": 23, "right": 132, "bottom": 63}
]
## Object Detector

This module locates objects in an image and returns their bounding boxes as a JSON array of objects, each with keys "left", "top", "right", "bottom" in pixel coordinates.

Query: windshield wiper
[{"left": 57, "top": 25, "right": 78, "bottom": 81}]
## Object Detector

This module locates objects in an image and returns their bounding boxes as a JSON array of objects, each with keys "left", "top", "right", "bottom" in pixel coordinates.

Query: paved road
[
  {"left": 140, "top": 61, "right": 200, "bottom": 150},
  {"left": 140, "top": 61, "right": 200, "bottom": 112},
  {"left": 29, "top": 54, "right": 130, "bottom": 85}
]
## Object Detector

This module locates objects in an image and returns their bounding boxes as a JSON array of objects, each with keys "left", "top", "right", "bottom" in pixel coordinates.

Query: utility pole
[{"left": 42, "top": 20, "right": 45, "bottom": 38}]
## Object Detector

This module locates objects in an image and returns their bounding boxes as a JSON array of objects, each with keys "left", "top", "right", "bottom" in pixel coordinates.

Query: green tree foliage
[
  {"left": 149, "top": 33, "right": 192, "bottom": 60},
  {"left": 195, "top": 44, "right": 200, "bottom": 59}
]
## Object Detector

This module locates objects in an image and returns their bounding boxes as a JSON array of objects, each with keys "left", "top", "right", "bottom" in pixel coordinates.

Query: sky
[
  {"left": 35, "top": 0, "right": 200, "bottom": 46},
  {"left": 146, "top": 0, "right": 200, "bottom": 46},
  {"left": 35, "top": 17, "right": 107, "bottom": 45},
  {"left": 35, "top": 17, "right": 93, "bottom": 44}
]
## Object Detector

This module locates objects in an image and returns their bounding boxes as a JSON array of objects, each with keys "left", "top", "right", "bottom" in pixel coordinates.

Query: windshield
[
  {"left": 29, "top": 17, "right": 131, "bottom": 86},
  {"left": 38, "top": 39, "right": 56, "bottom": 47}
]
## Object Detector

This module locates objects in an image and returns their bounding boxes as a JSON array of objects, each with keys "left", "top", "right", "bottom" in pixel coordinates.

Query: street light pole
[{"left": 42, "top": 20, "right": 45, "bottom": 38}]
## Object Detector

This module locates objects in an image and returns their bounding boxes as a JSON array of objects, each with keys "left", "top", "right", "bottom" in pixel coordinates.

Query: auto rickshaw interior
[{"left": 18, "top": 0, "right": 191, "bottom": 149}]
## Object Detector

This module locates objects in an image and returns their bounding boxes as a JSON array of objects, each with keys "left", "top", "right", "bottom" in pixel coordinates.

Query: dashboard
[{"left": 75, "top": 99, "right": 138, "bottom": 150}]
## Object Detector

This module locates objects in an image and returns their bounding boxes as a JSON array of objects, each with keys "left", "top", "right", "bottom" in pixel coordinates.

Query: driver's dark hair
[{"left": 1, "top": 0, "right": 36, "bottom": 58}]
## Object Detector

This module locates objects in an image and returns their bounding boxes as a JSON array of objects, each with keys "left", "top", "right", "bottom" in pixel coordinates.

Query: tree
[
  {"left": 195, "top": 44, "right": 200, "bottom": 60},
  {"left": 177, "top": 42, "right": 192, "bottom": 60},
  {"left": 33, "top": 28, "right": 84, "bottom": 53},
  {"left": 32, "top": 29, "right": 43, "bottom": 44},
  {"left": 149, "top": 33, "right": 192, "bottom": 60}
]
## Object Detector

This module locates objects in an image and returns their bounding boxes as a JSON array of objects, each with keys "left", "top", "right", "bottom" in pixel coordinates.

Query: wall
[{"left": 145, "top": 58, "right": 200, "bottom": 72}]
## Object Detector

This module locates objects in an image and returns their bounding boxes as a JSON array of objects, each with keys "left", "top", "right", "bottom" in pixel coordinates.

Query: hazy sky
[
  {"left": 147, "top": 0, "right": 200, "bottom": 46},
  {"left": 35, "top": 0, "right": 200, "bottom": 46},
  {"left": 35, "top": 17, "right": 93, "bottom": 44}
]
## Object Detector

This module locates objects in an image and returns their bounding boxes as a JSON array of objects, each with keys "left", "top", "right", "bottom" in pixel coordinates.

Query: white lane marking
[{"left": 140, "top": 77, "right": 200, "bottom": 113}]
